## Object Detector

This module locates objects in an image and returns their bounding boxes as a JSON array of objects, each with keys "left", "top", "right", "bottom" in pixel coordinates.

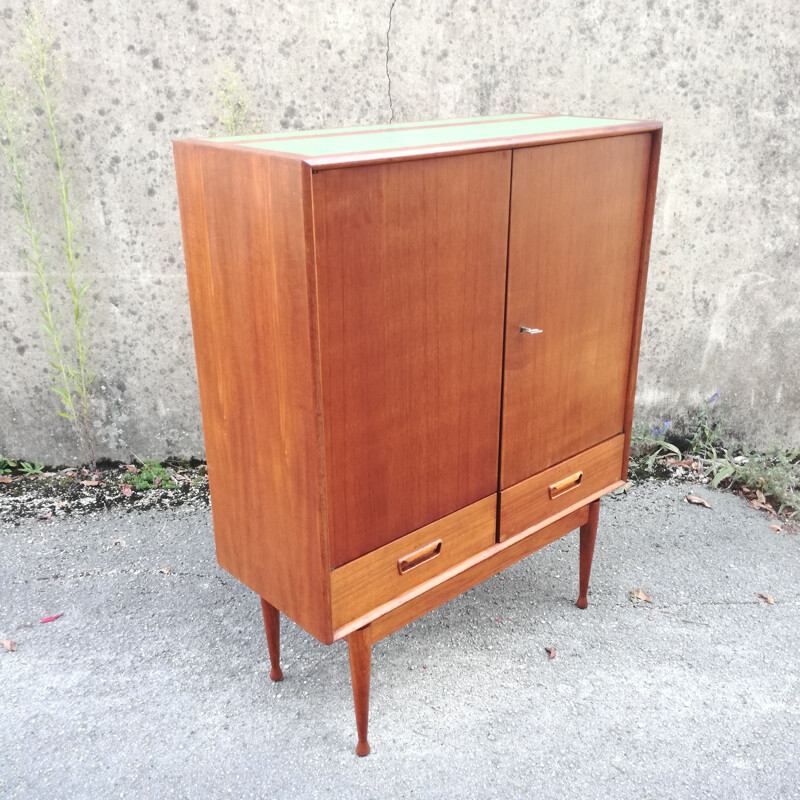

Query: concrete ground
[{"left": 1, "top": 480, "right": 798, "bottom": 800}]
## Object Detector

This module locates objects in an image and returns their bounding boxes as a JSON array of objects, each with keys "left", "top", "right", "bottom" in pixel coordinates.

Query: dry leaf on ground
[
  {"left": 769, "top": 524, "right": 782, "bottom": 532},
  {"left": 1, "top": 639, "right": 17, "bottom": 652},
  {"left": 545, "top": 647, "right": 556, "bottom": 659},
  {"left": 0, "top": 476, "right": 12, "bottom": 484},
  {"left": 629, "top": 588, "right": 652, "bottom": 603},
  {"left": 749, "top": 498, "right": 776, "bottom": 515},
  {"left": 666, "top": 457, "right": 694, "bottom": 468},
  {"left": 757, "top": 593, "right": 775, "bottom": 605},
  {"left": 80, "top": 480, "right": 104, "bottom": 486},
  {"left": 121, "top": 484, "right": 132, "bottom": 498},
  {"left": 685, "top": 495, "right": 712, "bottom": 508}
]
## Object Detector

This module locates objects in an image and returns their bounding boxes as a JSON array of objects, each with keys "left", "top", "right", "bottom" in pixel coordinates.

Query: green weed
[
  {"left": 122, "top": 462, "right": 179, "bottom": 491},
  {"left": 0, "top": 455, "right": 43, "bottom": 476},
  {"left": 0, "top": 8, "right": 96, "bottom": 468},
  {"left": 18, "top": 460, "right": 43, "bottom": 476},
  {"left": 634, "top": 393, "right": 799, "bottom": 518},
  {"left": 0, "top": 456, "right": 16, "bottom": 475},
  {"left": 209, "top": 60, "right": 260, "bottom": 136}
]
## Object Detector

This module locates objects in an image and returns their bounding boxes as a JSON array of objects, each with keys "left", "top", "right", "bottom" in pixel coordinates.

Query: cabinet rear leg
[
  {"left": 347, "top": 626, "right": 372, "bottom": 757},
  {"left": 576, "top": 500, "right": 600, "bottom": 609},
  {"left": 260, "top": 598, "right": 283, "bottom": 681}
]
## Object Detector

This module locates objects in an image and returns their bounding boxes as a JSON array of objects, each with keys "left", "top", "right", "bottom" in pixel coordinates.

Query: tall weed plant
[
  {"left": 209, "top": 60, "right": 261, "bottom": 136},
  {"left": 0, "top": 8, "right": 96, "bottom": 468}
]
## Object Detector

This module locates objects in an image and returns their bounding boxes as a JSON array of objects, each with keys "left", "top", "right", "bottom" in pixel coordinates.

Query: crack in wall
[{"left": 385, "top": 0, "right": 397, "bottom": 123}]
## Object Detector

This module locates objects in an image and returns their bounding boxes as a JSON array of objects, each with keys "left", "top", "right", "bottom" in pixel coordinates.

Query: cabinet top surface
[{"left": 186, "top": 113, "right": 660, "bottom": 167}]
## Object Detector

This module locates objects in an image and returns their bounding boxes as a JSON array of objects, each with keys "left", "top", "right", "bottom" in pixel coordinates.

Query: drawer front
[
  {"left": 498, "top": 435, "right": 625, "bottom": 541},
  {"left": 331, "top": 496, "right": 496, "bottom": 630}
]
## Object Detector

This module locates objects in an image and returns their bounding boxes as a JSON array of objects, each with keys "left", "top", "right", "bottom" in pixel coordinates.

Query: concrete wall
[{"left": 1, "top": 0, "right": 797, "bottom": 464}]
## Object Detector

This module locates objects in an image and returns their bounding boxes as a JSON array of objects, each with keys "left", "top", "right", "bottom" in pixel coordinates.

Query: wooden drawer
[
  {"left": 330, "top": 496, "right": 496, "bottom": 630},
  {"left": 498, "top": 435, "right": 625, "bottom": 540}
]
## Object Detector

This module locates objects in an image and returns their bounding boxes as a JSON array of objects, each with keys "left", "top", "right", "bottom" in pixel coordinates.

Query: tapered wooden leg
[
  {"left": 347, "top": 626, "right": 372, "bottom": 757},
  {"left": 576, "top": 500, "right": 600, "bottom": 609},
  {"left": 260, "top": 598, "right": 283, "bottom": 681}
]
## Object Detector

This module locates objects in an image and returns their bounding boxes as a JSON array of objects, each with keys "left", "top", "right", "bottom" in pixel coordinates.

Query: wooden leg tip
[
  {"left": 576, "top": 597, "right": 588, "bottom": 609},
  {"left": 355, "top": 741, "right": 371, "bottom": 757},
  {"left": 270, "top": 667, "right": 284, "bottom": 681}
]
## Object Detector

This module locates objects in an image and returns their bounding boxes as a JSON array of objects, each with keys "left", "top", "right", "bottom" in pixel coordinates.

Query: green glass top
[
  {"left": 205, "top": 114, "right": 638, "bottom": 159},
  {"left": 210, "top": 113, "right": 533, "bottom": 143}
]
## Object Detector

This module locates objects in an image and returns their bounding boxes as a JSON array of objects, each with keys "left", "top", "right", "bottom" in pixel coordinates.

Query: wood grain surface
[
  {"left": 174, "top": 143, "right": 332, "bottom": 643},
  {"left": 175, "top": 119, "right": 662, "bottom": 670},
  {"left": 260, "top": 598, "right": 283, "bottom": 681},
  {"left": 352, "top": 505, "right": 591, "bottom": 644},
  {"left": 347, "top": 626, "right": 373, "bottom": 756},
  {"left": 500, "top": 133, "right": 652, "bottom": 488},
  {"left": 576, "top": 500, "right": 600, "bottom": 609},
  {"left": 621, "top": 129, "right": 663, "bottom": 477},
  {"left": 313, "top": 151, "right": 511, "bottom": 567},
  {"left": 330, "top": 496, "right": 496, "bottom": 630},
  {"left": 498, "top": 435, "right": 624, "bottom": 541}
]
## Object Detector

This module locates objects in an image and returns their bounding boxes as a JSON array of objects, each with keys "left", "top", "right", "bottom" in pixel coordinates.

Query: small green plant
[
  {"left": 18, "top": 460, "right": 43, "bottom": 476},
  {"left": 687, "top": 391, "right": 725, "bottom": 459},
  {"left": 209, "top": 61, "right": 260, "bottom": 136},
  {"left": 726, "top": 449, "right": 800, "bottom": 512},
  {"left": 638, "top": 420, "right": 682, "bottom": 470},
  {"left": 0, "top": 456, "right": 17, "bottom": 475},
  {"left": 122, "top": 461, "right": 178, "bottom": 491},
  {"left": 0, "top": 456, "right": 43, "bottom": 476},
  {"left": 0, "top": 8, "right": 96, "bottom": 468}
]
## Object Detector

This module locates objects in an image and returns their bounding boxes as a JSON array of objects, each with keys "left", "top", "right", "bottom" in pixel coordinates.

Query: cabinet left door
[{"left": 312, "top": 152, "right": 511, "bottom": 567}]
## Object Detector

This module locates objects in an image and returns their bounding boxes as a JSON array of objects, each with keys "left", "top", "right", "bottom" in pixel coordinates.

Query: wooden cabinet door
[
  {"left": 313, "top": 152, "right": 511, "bottom": 568},
  {"left": 500, "top": 134, "right": 651, "bottom": 489}
]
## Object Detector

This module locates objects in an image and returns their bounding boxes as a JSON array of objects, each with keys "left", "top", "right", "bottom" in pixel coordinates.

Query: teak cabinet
[{"left": 174, "top": 113, "right": 661, "bottom": 756}]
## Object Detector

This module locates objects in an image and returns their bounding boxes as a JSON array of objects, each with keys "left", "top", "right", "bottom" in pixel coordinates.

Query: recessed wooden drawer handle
[
  {"left": 549, "top": 471, "right": 583, "bottom": 499},
  {"left": 397, "top": 540, "right": 442, "bottom": 574}
]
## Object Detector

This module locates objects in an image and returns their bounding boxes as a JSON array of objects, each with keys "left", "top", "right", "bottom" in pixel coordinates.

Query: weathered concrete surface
[
  {"left": 0, "top": 0, "right": 798, "bottom": 462},
  {"left": 1, "top": 481, "right": 799, "bottom": 798}
]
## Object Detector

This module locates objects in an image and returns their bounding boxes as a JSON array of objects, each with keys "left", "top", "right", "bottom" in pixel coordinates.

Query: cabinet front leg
[
  {"left": 576, "top": 500, "right": 600, "bottom": 609},
  {"left": 347, "top": 626, "right": 372, "bottom": 757},
  {"left": 260, "top": 598, "right": 283, "bottom": 681}
]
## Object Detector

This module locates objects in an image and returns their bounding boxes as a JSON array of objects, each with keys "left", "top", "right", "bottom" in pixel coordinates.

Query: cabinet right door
[{"left": 500, "top": 133, "right": 652, "bottom": 489}]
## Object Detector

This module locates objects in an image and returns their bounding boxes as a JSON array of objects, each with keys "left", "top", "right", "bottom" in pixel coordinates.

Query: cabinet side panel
[
  {"left": 621, "top": 129, "right": 663, "bottom": 476},
  {"left": 312, "top": 152, "right": 511, "bottom": 568},
  {"left": 174, "top": 143, "right": 331, "bottom": 643}
]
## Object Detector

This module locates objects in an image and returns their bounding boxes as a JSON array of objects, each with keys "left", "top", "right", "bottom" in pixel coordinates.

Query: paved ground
[{"left": 1, "top": 479, "right": 798, "bottom": 799}]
